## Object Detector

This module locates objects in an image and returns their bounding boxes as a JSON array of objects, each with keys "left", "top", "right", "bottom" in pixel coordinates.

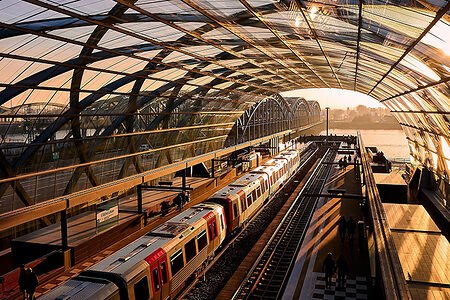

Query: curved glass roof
[{"left": 0, "top": 0, "right": 448, "bottom": 208}]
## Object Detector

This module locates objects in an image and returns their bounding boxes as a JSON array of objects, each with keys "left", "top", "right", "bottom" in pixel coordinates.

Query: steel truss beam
[
  {"left": 368, "top": 2, "right": 450, "bottom": 95},
  {"left": 238, "top": 0, "right": 327, "bottom": 87},
  {"left": 294, "top": 0, "right": 343, "bottom": 88},
  {"left": 179, "top": 0, "right": 309, "bottom": 88},
  {"left": 380, "top": 77, "right": 450, "bottom": 102},
  {"left": 354, "top": 0, "right": 363, "bottom": 91},
  {"left": 18, "top": 0, "right": 285, "bottom": 93},
  {"left": 390, "top": 111, "right": 450, "bottom": 115},
  {"left": 399, "top": 122, "right": 449, "bottom": 139},
  {"left": 113, "top": 0, "right": 299, "bottom": 90},
  {"left": 406, "top": 137, "right": 450, "bottom": 161},
  {"left": 0, "top": 22, "right": 273, "bottom": 96}
]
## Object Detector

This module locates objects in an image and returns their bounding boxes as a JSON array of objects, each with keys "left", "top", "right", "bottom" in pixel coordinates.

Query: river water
[{"left": 320, "top": 129, "right": 411, "bottom": 160}]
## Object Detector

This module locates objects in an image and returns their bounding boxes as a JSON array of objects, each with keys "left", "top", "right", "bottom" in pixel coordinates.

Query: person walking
[
  {"left": 338, "top": 216, "right": 347, "bottom": 243},
  {"left": 24, "top": 268, "right": 38, "bottom": 300},
  {"left": 347, "top": 216, "right": 357, "bottom": 243},
  {"left": 322, "top": 253, "right": 336, "bottom": 289},
  {"left": 18, "top": 264, "right": 27, "bottom": 300},
  {"left": 336, "top": 254, "right": 348, "bottom": 288}
]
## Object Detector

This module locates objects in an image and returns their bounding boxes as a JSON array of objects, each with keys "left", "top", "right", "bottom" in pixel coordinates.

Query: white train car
[
  {"left": 38, "top": 146, "right": 307, "bottom": 300},
  {"left": 39, "top": 204, "right": 226, "bottom": 300}
]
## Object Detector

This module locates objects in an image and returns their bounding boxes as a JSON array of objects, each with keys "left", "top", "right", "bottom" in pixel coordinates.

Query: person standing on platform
[
  {"left": 322, "top": 253, "right": 336, "bottom": 289},
  {"left": 18, "top": 264, "right": 27, "bottom": 300},
  {"left": 174, "top": 192, "right": 184, "bottom": 210},
  {"left": 347, "top": 216, "right": 357, "bottom": 243},
  {"left": 24, "top": 268, "right": 38, "bottom": 300},
  {"left": 338, "top": 216, "right": 347, "bottom": 243},
  {"left": 336, "top": 254, "right": 348, "bottom": 288},
  {"left": 161, "top": 200, "right": 170, "bottom": 216}
]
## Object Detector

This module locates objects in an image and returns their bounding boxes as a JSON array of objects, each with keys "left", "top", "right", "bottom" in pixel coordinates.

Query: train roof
[
  {"left": 209, "top": 149, "right": 299, "bottom": 199},
  {"left": 38, "top": 273, "right": 118, "bottom": 300},
  {"left": 252, "top": 164, "right": 276, "bottom": 173},
  {"left": 274, "top": 151, "right": 298, "bottom": 159},
  {"left": 90, "top": 235, "right": 169, "bottom": 275},
  {"left": 262, "top": 158, "right": 285, "bottom": 168},
  {"left": 211, "top": 184, "right": 244, "bottom": 199},
  {"left": 233, "top": 172, "right": 266, "bottom": 186},
  {"left": 156, "top": 205, "right": 214, "bottom": 234}
]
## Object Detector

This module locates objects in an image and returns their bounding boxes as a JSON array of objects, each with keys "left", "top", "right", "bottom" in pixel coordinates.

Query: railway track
[
  {"left": 177, "top": 146, "right": 320, "bottom": 300},
  {"left": 232, "top": 146, "right": 338, "bottom": 300}
]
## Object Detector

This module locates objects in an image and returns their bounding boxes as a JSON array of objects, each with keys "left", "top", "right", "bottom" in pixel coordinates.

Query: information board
[{"left": 96, "top": 197, "right": 119, "bottom": 233}]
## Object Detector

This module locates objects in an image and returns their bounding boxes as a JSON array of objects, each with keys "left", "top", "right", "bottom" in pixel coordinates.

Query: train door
[
  {"left": 159, "top": 256, "right": 169, "bottom": 299},
  {"left": 216, "top": 206, "right": 227, "bottom": 243},
  {"left": 150, "top": 260, "right": 162, "bottom": 300},
  {"left": 207, "top": 216, "right": 218, "bottom": 249},
  {"left": 150, "top": 255, "right": 169, "bottom": 300}
]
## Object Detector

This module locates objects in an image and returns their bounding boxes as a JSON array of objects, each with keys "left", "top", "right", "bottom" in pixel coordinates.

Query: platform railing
[
  {"left": 0, "top": 121, "right": 323, "bottom": 233},
  {"left": 358, "top": 131, "right": 411, "bottom": 300}
]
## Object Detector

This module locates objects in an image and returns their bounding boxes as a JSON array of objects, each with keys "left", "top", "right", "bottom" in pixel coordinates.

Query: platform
[
  {"left": 374, "top": 169, "right": 407, "bottom": 186},
  {"left": 374, "top": 169, "right": 408, "bottom": 203},
  {"left": 383, "top": 203, "right": 450, "bottom": 298},
  {"left": 282, "top": 147, "right": 370, "bottom": 299},
  {"left": 383, "top": 203, "right": 440, "bottom": 233},
  {"left": 11, "top": 174, "right": 234, "bottom": 267},
  {"left": 119, "top": 176, "right": 214, "bottom": 213}
]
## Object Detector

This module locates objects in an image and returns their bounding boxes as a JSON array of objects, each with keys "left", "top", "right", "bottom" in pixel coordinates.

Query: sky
[{"left": 280, "top": 88, "right": 385, "bottom": 110}]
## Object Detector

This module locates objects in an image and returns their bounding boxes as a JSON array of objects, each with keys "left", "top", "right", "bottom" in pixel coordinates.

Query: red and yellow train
[{"left": 39, "top": 145, "right": 307, "bottom": 300}]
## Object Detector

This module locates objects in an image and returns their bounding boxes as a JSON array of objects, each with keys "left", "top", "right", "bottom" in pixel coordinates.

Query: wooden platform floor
[
  {"left": 119, "top": 176, "right": 212, "bottom": 212},
  {"left": 374, "top": 169, "right": 407, "bottom": 185},
  {"left": 13, "top": 210, "right": 136, "bottom": 247},
  {"left": 409, "top": 283, "right": 450, "bottom": 300},
  {"left": 392, "top": 231, "right": 449, "bottom": 285},
  {"left": 383, "top": 203, "right": 441, "bottom": 233},
  {"left": 384, "top": 203, "right": 449, "bottom": 299}
]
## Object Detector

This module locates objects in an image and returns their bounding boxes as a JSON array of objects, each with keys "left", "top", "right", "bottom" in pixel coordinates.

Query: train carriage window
[
  {"left": 197, "top": 230, "right": 207, "bottom": 250},
  {"left": 208, "top": 224, "right": 213, "bottom": 240},
  {"left": 261, "top": 181, "right": 265, "bottom": 194},
  {"left": 256, "top": 186, "right": 261, "bottom": 198},
  {"left": 233, "top": 203, "right": 238, "bottom": 218},
  {"left": 134, "top": 276, "right": 150, "bottom": 300},
  {"left": 220, "top": 214, "right": 225, "bottom": 230},
  {"left": 212, "top": 219, "right": 217, "bottom": 237},
  {"left": 170, "top": 249, "right": 184, "bottom": 276},
  {"left": 208, "top": 219, "right": 217, "bottom": 241},
  {"left": 246, "top": 194, "right": 252, "bottom": 207},
  {"left": 152, "top": 267, "right": 161, "bottom": 292},
  {"left": 160, "top": 261, "right": 168, "bottom": 286},
  {"left": 185, "top": 238, "right": 197, "bottom": 263},
  {"left": 252, "top": 190, "right": 257, "bottom": 202}
]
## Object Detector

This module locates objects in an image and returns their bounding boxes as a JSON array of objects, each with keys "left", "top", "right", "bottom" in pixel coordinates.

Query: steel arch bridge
[{"left": 224, "top": 95, "right": 321, "bottom": 146}]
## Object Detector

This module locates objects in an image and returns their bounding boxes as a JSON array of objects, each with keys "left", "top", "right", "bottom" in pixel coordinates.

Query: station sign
[{"left": 96, "top": 197, "right": 119, "bottom": 233}]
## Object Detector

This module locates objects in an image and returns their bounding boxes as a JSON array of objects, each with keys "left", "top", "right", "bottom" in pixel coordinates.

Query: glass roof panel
[{"left": 0, "top": 0, "right": 448, "bottom": 200}]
